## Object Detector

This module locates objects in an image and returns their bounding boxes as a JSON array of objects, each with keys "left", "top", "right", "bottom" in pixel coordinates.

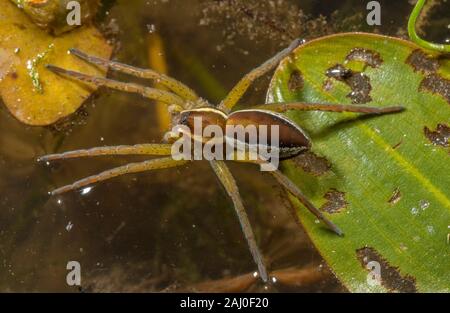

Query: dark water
[{"left": 0, "top": 0, "right": 448, "bottom": 292}]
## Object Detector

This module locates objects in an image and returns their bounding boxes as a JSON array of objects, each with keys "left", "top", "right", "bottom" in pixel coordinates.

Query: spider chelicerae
[{"left": 39, "top": 39, "right": 403, "bottom": 282}]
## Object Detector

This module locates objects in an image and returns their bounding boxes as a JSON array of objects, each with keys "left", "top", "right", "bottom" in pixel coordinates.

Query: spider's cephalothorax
[{"left": 39, "top": 39, "right": 404, "bottom": 283}]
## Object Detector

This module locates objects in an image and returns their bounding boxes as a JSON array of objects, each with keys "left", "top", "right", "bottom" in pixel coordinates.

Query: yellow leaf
[{"left": 0, "top": 0, "right": 111, "bottom": 125}]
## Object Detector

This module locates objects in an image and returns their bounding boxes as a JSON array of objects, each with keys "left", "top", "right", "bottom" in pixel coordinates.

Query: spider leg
[
  {"left": 218, "top": 39, "right": 304, "bottom": 113},
  {"left": 271, "top": 170, "right": 343, "bottom": 236},
  {"left": 49, "top": 157, "right": 188, "bottom": 196},
  {"left": 46, "top": 65, "right": 185, "bottom": 107},
  {"left": 210, "top": 160, "right": 269, "bottom": 283},
  {"left": 253, "top": 102, "right": 405, "bottom": 115},
  {"left": 69, "top": 48, "right": 199, "bottom": 101},
  {"left": 38, "top": 144, "right": 173, "bottom": 162}
]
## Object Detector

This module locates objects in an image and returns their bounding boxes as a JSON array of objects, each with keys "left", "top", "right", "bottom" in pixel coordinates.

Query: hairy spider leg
[
  {"left": 232, "top": 157, "right": 344, "bottom": 236},
  {"left": 253, "top": 102, "right": 405, "bottom": 114},
  {"left": 38, "top": 144, "right": 173, "bottom": 162},
  {"left": 46, "top": 65, "right": 186, "bottom": 108},
  {"left": 210, "top": 160, "right": 269, "bottom": 283},
  {"left": 218, "top": 38, "right": 304, "bottom": 113},
  {"left": 271, "top": 170, "right": 343, "bottom": 236},
  {"left": 68, "top": 48, "right": 199, "bottom": 101},
  {"left": 48, "top": 157, "right": 188, "bottom": 196}
]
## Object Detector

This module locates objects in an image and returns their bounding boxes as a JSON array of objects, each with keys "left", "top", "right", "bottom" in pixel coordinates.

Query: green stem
[{"left": 408, "top": 0, "right": 450, "bottom": 52}]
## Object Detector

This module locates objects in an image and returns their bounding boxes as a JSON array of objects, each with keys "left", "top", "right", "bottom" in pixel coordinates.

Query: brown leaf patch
[
  {"left": 288, "top": 69, "right": 304, "bottom": 92},
  {"left": 423, "top": 123, "right": 450, "bottom": 147},
  {"left": 356, "top": 247, "right": 417, "bottom": 293},
  {"left": 326, "top": 64, "right": 372, "bottom": 104},
  {"left": 320, "top": 188, "right": 347, "bottom": 214},
  {"left": 419, "top": 74, "right": 450, "bottom": 105},
  {"left": 406, "top": 49, "right": 439, "bottom": 74},
  {"left": 292, "top": 151, "right": 331, "bottom": 176},
  {"left": 345, "top": 47, "right": 383, "bottom": 68}
]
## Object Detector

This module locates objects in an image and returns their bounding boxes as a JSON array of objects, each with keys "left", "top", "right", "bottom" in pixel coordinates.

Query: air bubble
[
  {"left": 419, "top": 200, "right": 429, "bottom": 211},
  {"left": 146, "top": 24, "right": 156, "bottom": 33},
  {"left": 81, "top": 187, "right": 92, "bottom": 195},
  {"left": 66, "top": 221, "right": 73, "bottom": 232}
]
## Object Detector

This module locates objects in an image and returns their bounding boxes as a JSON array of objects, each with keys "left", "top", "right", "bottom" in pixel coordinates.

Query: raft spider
[{"left": 39, "top": 39, "right": 404, "bottom": 282}]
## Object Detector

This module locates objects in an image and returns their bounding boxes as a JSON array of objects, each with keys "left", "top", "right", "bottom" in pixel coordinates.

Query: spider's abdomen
[
  {"left": 176, "top": 107, "right": 311, "bottom": 159},
  {"left": 226, "top": 109, "right": 311, "bottom": 159}
]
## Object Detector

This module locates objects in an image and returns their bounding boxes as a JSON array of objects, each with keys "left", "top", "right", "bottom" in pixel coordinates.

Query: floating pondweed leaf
[
  {"left": 0, "top": 0, "right": 111, "bottom": 126},
  {"left": 268, "top": 33, "right": 450, "bottom": 292}
]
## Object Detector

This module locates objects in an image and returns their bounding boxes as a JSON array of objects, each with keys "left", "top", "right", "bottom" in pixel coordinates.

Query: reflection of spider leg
[
  {"left": 48, "top": 157, "right": 188, "bottom": 196},
  {"left": 69, "top": 48, "right": 199, "bottom": 101},
  {"left": 253, "top": 102, "right": 405, "bottom": 115},
  {"left": 219, "top": 38, "right": 303, "bottom": 113},
  {"left": 38, "top": 144, "right": 173, "bottom": 162},
  {"left": 210, "top": 160, "right": 269, "bottom": 283},
  {"left": 271, "top": 170, "right": 343, "bottom": 236},
  {"left": 46, "top": 65, "right": 185, "bottom": 107}
]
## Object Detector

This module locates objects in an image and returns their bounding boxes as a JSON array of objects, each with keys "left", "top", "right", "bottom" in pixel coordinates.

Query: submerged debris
[
  {"left": 199, "top": 0, "right": 364, "bottom": 48},
  {"left": 26, "top": 43, "right": 54, "bottom": 93}
]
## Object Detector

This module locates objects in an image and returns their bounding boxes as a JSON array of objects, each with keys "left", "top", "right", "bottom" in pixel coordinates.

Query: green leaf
[
  {"left": 0, "top": 0, "right": 111, "bottom": 126},
  {"left": 267, "top": 33, "right": 450, "bottom": 292}
]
